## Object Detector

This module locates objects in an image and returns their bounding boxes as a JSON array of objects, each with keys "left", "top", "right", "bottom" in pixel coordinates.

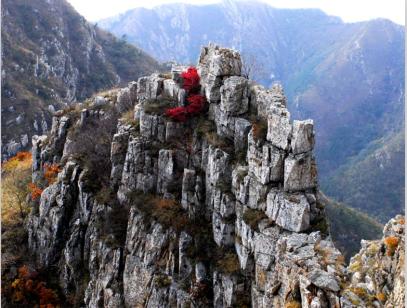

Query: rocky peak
[{"left": 26, "top": 45, "right": 404, "bottom": 307}]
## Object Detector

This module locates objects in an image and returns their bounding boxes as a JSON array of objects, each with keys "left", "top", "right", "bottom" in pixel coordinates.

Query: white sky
[{"left": 67, "top": 0, "right": 405, "bottom": 25}]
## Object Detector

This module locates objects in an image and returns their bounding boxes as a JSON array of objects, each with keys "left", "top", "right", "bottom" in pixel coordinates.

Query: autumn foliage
[
  {"left": 44, "top": 163, "right": 61, "bottom": 185},
  {"left": 181, "top": 67, "right": 201, "bottom": 92},
  {"left": 2, "top": 151, "right": 33, "bottom": 221},
  {"left": 2, "top": 151, "right": 32, "bottom": 172},
  {"left": 165, "top": 66, "right": 206, "bottom": 122},
  {"left": 384, "top": 236, "right": 399, "bottom": 256},
  {"left": 28, "top": 183, "right": 43, "bottom": 200},
  {"left": 4, "top": 265, "right": 60, "bottom": 307}
]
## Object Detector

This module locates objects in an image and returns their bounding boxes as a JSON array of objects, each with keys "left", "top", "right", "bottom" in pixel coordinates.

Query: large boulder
[
  {"left": 291, "top": 119, "right": 315, "bottom": 154},
  {"left": 198, "top": 44, "right": 242, "bottom": 103}
]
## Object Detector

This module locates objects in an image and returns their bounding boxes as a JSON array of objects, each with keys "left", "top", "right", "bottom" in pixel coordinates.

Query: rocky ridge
[
  {"left": 99, "top": 0, "right": 405, "bottom": 222},
  {"left": 26, "top": 45, "right": 404, "bottom": 307}
]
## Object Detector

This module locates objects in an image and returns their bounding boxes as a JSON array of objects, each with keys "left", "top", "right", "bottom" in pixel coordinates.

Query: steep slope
[
  {"left": 324, "top": 130, "right": 405, "bottom": 222},
  {"left": 99, "top": 0, "right": 405, "bottom": 220},
  {"left": 1, "top": 0, "right": 162, "bottom": 159},
  {"left": 319, "top": 192, "right": 383, "bottom": 261},
  {"left": 11, "top": 45, "right": 401, "bottom": 308},
  {"left": 342, "top": 216, "right": 405, "bottom": 307}
]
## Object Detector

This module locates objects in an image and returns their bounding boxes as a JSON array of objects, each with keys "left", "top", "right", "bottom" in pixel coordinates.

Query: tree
[
  {"left": 241, "top": 52, "right": 267, "bottom": 82},
  {"left": 2, "top": 152, "right": 32, "bottom": 221}
]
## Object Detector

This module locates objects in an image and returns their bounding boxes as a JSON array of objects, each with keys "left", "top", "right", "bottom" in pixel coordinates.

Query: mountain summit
[
  {"left": 22, "top": 44, "right": 404, "bottom": 307},
  {"left": 99, "top": 0, "right": 405, "bottom": 221}
]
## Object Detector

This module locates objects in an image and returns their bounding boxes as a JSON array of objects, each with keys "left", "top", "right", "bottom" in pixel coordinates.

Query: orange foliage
[
  {"left": 376, "top": 292, "right": 387, "bottom": 302},
  {"left": 43, "top": 163, "right": 61, "bottom": 185},
  {"left": 384, "top": 236, "right": 399, "bottom": 256},
  {"left": 153, "top": 198, "right": 178, "bottom": 209},
  {"left": 28, "top": 183, "right": 43, "bottom": 200},
  {"left": 15, "top": 152, "right": 32, "bottom": 161},
  {"left": 7, "top": 265, "right": 59, "bottom": 306},
  {"left": 2, "top": 151, "right": 32, "bottom": 172}
]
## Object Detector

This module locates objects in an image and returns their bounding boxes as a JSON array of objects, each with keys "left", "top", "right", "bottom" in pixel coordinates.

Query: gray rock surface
[
  {"left": 24, "top": 45, "right": 403, "bottom": 308},
  {"left": 291, "top": 119, "right": 315, "bottom": 154}
]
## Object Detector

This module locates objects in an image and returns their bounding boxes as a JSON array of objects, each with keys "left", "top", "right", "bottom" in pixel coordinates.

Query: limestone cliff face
[{"left": 26, "top": 45, "right": 404, "bottom": 307}]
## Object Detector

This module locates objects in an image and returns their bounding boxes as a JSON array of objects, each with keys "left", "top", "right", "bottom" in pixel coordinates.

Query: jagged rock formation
[
  {"left": 99, "top": 0, "right": 405, "bottom": 223},
  {"left": 26, "top": 45, "right": 404, "bottom": 307},
  {"left": 341, "top": 216, "right": 405, "bottom": 307}
]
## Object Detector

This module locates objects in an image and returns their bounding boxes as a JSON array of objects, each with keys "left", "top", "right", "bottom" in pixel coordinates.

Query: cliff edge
[{"left": 26, "top": 44, "right": 404, "bottom": 307}]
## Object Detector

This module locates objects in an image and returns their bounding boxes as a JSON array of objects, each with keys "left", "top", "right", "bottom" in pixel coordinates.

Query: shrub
[
  {"left": 129, "top": 193, "right": 188, "bottom": 232},
  {"left": 144, "top": 95, "right": 177, "bottom": 115},
  {"left": 154, "top": 274, "right": 172, "bottom": 288},
  {"left": 348, "top": 259, "right": 362, "bottom": 273},
  {"left": 28, "top": 183, "right": 43, "bottom": 201},
  {"left": 196, "top": 118, "right": 233, "bottom": 151},
  {"left": 95, "top": 185, "right": 116, "bottom": 205},
  {"left": 97, "top": 195, "right": 130, "bottom": 249},
  {"left": 216, "top": 252, "right": 240, "bottom": 274},
  {"left": 121, "top": 109, "right": 139, "bottom": 127},
  {"left": 181, "top": 67, "right": 200, "bottom": 93},
  {"left": 2, "top": 152, "right": 32, "bottom": 220},
  {"left": 3, "top": 265, "right": 60, "bottom": 307},
  {"left": 43, "top": 163, "right": 61, "bottom": 185},
  {"left": 384, "top": 236, "right": 399, "bottom": 256},
  {"left": 69, "top": 108, "right": 119, "bottom": 191},
  {"left": 196, "top": 117, "right": 216, "bottom": 136},
  {"left": 349, "top": 287, "right": 368, "bottom": 299},
  {"left": 165, "top": 67, "right": 207, "bottom": 122},
  {"left": 242, "top": 208, "right": 267, "bottom": 231},
  {"left": 285, "top": 301, "right": 301, "bottom": 308},
  {"left": 159, "top": 72, "right": 172, "bottom": 79},
  {"left": 189, "top": 281, "right": 210, "bottom": 300},
  {"left": 376, "top": 292, "right": 386, "bottom": 303},
  {"left": 149, "top": 197, "right": 188, "bottom": 231}
]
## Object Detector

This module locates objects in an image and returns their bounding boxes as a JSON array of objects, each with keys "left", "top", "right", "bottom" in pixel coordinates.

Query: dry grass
[
  {"left": 130, "top": 193, "right": 188, "bottom": 232},
  {"left": 216, "top": 253, "right": 240, "bottom": 274},
  {"left": 251, "top": 119, "right": 267, "bottom": 142},
  {"left": 144, "top": 95, "right": 177, "bottom": 115},
  {"left": 284, "top": 300, "right": 301, "bottom": 308},
  {"left": 348, "top": 256, "right": 362, "bottom": 273},
  {"left": 242, "top": 208, "right": 267, "bottom": 231},
  {"left": 196, "top": 117, "right": 233, "bottom": 151},
  {"left": 121, "top": 109, "right": 139, "bottom": 127},
  {"left": 256, "top": 267, "right": 267, "bottom": 289},
  {"left": 376, "top": 292, "right": 386, "bottom": 303}
]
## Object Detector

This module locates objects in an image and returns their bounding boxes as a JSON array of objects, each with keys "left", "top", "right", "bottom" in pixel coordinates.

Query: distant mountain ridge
[
  {"left": 99, "top": 0, "right": 405, "bottom": 221},
  {"left": 1, "top": 0, "right": 162, "bottom": 158}
]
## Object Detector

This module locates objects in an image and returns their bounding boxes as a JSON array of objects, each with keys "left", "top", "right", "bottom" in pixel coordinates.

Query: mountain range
[
  {"left": 1, "top": 0, "right": 162, "bottom": 159},
  {"left": 99, "top": 0, "right": 405, "bottom": 222}
]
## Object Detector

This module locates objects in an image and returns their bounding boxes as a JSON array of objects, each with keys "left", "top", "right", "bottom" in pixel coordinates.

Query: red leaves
[
  {"left": 181, "top": 67, "right": 200, "bottom": 93},
  {"left": 7, "top": 265, "right": 59, "bottom": 306},
  {"left": 185, "top": 95, "right": 206, "bottom": 115},
  {"left": 165, "top": 106, "right": 188, "bottom": 122},
  {"left": 165, "top": 66, "right": 206, "bottom": 122}
]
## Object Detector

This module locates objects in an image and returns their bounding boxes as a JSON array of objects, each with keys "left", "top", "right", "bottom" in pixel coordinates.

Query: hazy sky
[{"left": 67, "top": 0, "right": 405, "bottom": 25}]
